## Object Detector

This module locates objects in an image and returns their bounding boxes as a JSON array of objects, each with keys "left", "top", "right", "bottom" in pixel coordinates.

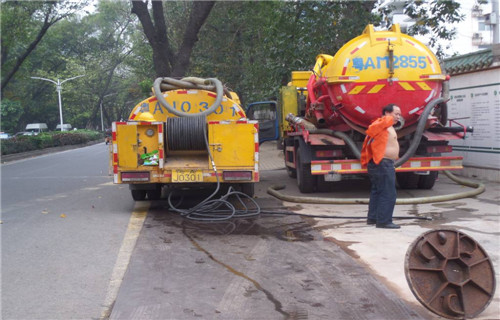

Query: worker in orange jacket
[{"left": 361, "top": 104, "right": 401, "bottom": 229}]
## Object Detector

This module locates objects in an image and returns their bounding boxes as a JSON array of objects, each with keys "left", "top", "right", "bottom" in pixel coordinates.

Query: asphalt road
[
  {"left": 1, "top": 143, "right": 428, "bottom": 320},
  {"left": 1, "top": 144, "right": 133, "bottom": 319},
  {"left": 3, "top": 142, "right": 498, "bottom": 319}
]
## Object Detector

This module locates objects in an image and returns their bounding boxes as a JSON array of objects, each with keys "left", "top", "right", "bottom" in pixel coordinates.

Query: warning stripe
[
  {"left": 311, "top": 157, "right": 463, "bottom": 175},
  {"left": 349, "top": 41, "right": 367, "bottom": 55},
  {"left": 347, "top": 80, "right": 434, "bottom": 95},
  {"left": 129, "top": 108, "right": 141, "bottom": 120},
  {"left": 341, "top": 58, "right": 349, "bottom": 75},
  {"left": 254, "top": 122, "right": 259, "bottom": 181}
]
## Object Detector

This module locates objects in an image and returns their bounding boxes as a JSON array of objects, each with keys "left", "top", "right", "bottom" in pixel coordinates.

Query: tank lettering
[
  {"left": 352, "top": 55, "right": 428, "bottom": 70},
  {"left": 153, "top": 102, "right": 164, "bottom": 114},
  {"left": 352, "top": 57, "right": 364, "bottom": 71},
  {"left": 199, "top": 101, "right": 209, "bottom": 112},
  {"left": 214, "top": 104, "right": 223, "bottom": 115},
  {"left": 365, "top": 57, "right": 375, "bottom": 69},
  {"left": 180, "top": 101, "right": 191, "bottom": 112},
  {"left": 418, "top": 56, "right": 427, "bottom": 69},
  {"left": 377, "top": 56, "right": 389, "bottom": 69},
  {"left": 152, "top": 100, "right": 228, "bottom": 115}
]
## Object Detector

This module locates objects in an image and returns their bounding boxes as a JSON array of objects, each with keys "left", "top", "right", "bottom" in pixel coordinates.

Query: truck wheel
[
  {"left": 240, "top": 183, "right": 255, "bottom": 197},
  {"left": 418, "top": 171, "right": 438, "bottom": 189},
  {"left": 147, "top": 189, "right": 162, "bottom": 200},
  {"left": 283, "top": 140, "right": 297, "bottom": 178},
  {"left": 296, "top": 148, "right": 316, "bottom": 193},
  {"left": 396, "top": 172, "right": 420, "bottom": 189},
  {"left": 131, "top": 190, "right": 147, "bottom": 201}
]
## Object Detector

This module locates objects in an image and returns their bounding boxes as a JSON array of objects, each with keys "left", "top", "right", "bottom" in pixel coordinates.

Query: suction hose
[
  {"left": 267, "top": 170, "right": 484, "bottom": 205},
  {"left": 153, "top": 77, "right": 224, "bottom": 117},
  {"left": 395, "top": 97, "right": 444, "bottom": 167},
  {"left": 288, "top": 97, "right": 445, "bottom": 164}
]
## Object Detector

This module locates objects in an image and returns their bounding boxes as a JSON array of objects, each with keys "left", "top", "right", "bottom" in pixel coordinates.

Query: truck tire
[
  {"left": 147, "top": 189, "right": 162, "bottom": 200},
  {"left": 296, "top": 148, "right": 316, "bottom": 193},
  {"left": 131, "top": 190, "right": 147, "bottom": 201},
  {"left": 283, "top": 139, "right": 297, "bottom": 178},
  {"left": 240, "top": 183, "right": 255, "bottom": 197},
  {"left": 418, "top": 171, "right": 438, "bottom": 189},
  {"left": 396, "top": 172, "right": 420, "bottom": 189}
]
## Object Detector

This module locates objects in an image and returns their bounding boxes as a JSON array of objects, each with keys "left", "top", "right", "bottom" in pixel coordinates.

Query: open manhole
[{"left": 405, "top": 229, "right": 496, "bottom": 319}]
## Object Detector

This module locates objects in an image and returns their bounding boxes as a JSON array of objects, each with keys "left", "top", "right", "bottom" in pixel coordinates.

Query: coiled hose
[{"left": 153, "top": 77, "right": 225, "bottom": 117}]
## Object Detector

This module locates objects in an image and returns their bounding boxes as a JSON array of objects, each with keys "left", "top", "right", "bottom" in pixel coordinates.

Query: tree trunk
[
  {"left": 1, "top": 6, "right": 61, "bottom": 96},
  {"left": 131, "top": 0, "right": 215, "bottom": 78},
  {"left": 172, "top": 1, "right": 215, "bottom": 77}
]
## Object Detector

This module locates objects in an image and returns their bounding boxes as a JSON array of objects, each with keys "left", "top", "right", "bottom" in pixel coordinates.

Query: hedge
[{"left": 1, "top": 130, "right": 104, "bottom": 155}]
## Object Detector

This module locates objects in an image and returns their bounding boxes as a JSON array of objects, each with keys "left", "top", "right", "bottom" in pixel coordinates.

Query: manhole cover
[{"left": 405, "top": 229, "right": 496, "bottom": 319}]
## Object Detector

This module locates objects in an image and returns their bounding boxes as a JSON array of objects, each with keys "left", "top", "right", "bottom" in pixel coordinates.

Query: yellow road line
[{"left": 99, "top": 201, "right": 149, "bottom": 319}]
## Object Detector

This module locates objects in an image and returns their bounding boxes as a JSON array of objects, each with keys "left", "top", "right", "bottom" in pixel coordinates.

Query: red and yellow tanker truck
[{"left": 249, "top": 24, "right": 472, "bottom": 193}]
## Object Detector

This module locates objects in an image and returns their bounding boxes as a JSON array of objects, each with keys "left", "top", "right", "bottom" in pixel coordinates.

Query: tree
[
  {"left": 131, "top": 0, "right": 215, "bottom": 78},
  {"left": 0, "top": 0, "right": 87, "bottom": 95},
  {"left": 375, "top": 0, "right": 465, "bottom": 58}
]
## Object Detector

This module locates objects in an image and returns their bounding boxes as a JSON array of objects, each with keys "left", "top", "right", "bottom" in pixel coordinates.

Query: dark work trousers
[{"left": 367, "top": 158, "right": 397, "bottom": 224}]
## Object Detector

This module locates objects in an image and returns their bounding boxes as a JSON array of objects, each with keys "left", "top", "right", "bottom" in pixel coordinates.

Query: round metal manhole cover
[{"left": 405, "top": 229, "right": 496, "bottom": 319}]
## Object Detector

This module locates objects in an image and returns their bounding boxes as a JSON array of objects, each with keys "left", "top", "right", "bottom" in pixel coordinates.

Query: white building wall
[{"left": 447, "top": 68, "right": 500, "bottom": 181}]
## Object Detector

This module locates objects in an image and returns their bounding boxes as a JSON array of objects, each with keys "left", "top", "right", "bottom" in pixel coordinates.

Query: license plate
[
  {"left": 172, "top": 170, "right": 203, "bottom": 183},
  {"left": 324, "top": 173, "right": 342, "bottom": 182}
]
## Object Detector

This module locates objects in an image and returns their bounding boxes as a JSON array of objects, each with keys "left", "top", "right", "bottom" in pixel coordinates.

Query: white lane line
[{"left": 99, "top": 201, "right": 149, "bottom": 319}]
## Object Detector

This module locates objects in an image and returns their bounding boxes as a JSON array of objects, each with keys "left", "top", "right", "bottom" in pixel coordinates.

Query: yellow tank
[{"left": 310, "top": 24, "right": 446, "bottom": 129}]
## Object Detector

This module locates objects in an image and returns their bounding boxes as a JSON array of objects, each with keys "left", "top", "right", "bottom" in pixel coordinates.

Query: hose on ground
[
  {"left": 267, "top": 170, "right": 485, "bottom": 205},
  {"left": 167, "top": 116, "right": 260, "bottom": 221},
  {"left": 260, "top": 210, "right": 431, "bottom": 220},
  {"left": 153, "top": 77, "right": 224, "bottom": 117}
]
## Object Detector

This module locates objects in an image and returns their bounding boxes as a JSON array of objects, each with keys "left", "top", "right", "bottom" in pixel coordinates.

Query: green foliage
[
  {"left": 0, "top": 0, "right": 465, "bottom": 130},
  {"left": 0, "top": 130, "right": 104, "bottom": 155},
  {"left": 375, "top": 0, "right": 465, "bottom": 58},
  {"left": 192, "top": 1, "right": 378, "bottom": 104},
  {"left": 0, "top": 98, "right": 23, "bottom": 133}
]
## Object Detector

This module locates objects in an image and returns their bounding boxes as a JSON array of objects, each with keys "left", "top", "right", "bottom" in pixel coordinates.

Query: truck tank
[{"left": 307, "top": 24, "right": 447, "bottom": 131}]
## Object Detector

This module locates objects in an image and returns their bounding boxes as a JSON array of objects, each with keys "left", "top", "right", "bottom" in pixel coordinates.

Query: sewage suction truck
[
  {"left": 249, "top": 24, "right": 472, "bottom": 193},
  {"left": 111, "top": 77, "right": 259, "bottom": 200}
]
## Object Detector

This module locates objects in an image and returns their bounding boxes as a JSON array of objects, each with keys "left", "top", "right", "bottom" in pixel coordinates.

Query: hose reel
[{"left": 167, "top": 116, "right": 207, "bottom": 151}]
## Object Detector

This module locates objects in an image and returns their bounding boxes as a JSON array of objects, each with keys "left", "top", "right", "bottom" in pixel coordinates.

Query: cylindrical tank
[{"left": 309, "top": 24, "right": 446, "bottom": 130}]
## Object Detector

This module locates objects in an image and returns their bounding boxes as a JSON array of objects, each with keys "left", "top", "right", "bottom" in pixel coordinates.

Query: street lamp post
[
  {"left": 100, "top": 93, "right": 116, "bottom": 131},
  {"left": 31, "top": 75, "right": 85, "bottom": 131}
]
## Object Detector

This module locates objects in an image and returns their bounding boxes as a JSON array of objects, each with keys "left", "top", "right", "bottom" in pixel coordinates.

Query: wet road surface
[{"left": 109, "top": 195, "right": 426, "bottom": 320}]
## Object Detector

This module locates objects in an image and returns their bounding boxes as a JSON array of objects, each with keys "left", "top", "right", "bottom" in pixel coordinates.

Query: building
[
  {"left": 378, "top": 0, "right": 499, "bottom": 56},
  {"left": 444, "top": 44, "right": 500, "bottom": 181}
]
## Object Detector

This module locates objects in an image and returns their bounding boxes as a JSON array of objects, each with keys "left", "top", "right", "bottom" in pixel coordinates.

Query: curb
[{"left": 1, "top": 139, "right": 103, "bottom": 163}]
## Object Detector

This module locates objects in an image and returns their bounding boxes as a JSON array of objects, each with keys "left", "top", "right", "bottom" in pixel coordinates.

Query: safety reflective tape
[
  {"left": 348, "top": 85, "right": 366, "bottom": 94},
  {"left": 416, "top": 82, "right": 432, "bottom": 90},
  {"left": 398, "top": 82, "right": 415, "bottom": 91},
  {"left": 367, "top": 84, "right": 385, "bottom": 93}
]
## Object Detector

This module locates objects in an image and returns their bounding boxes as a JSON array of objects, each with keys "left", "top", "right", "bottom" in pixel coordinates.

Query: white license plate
[
  {"left": 324, "top": 173, "right": 342, "bottom": 182},
  {"left": 172, "top": 170, "right": 203, "bottom": 183}
]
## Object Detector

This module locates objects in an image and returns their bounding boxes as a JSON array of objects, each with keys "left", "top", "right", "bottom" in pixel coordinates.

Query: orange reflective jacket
[{"left": 360, "top": 116, "right": 394, "bottom": 167}]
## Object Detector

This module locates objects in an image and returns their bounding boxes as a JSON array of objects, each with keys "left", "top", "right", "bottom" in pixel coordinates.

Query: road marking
[{"left": 99, "top": 201, "right": 149, "bottom": 319}]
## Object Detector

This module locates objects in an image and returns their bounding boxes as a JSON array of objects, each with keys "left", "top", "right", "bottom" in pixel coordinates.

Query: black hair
[{"left": 382, "top": 103, "right": 398, "bottom": 116}]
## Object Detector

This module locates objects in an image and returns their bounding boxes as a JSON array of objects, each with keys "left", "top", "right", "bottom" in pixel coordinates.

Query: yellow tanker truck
[{"left": 111, "top": 77, "right": 259, "bottom": 200}]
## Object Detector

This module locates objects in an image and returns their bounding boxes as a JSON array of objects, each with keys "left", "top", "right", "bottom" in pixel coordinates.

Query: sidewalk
[{"left": 257, "top": 140, "right": 500, "bottom": 320}]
